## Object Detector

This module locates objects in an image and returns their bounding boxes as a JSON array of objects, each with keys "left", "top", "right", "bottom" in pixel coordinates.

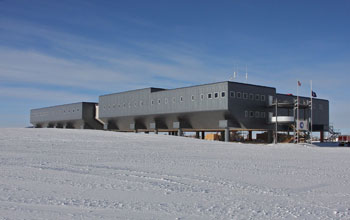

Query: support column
[
  {"left": 201, "top": 131, "right": 205, "bottom": 139},
  {"left": 320, "top": 130, "right": 324, "bottom": 142},
  {"left": 225, "top": 127, "right": 230, "bottom": 142},
  {"left": 195, "top": 131, "right": 200, "bottom": 139},
  {"left": 268, "top": 130, "right": 274, "bottom": 143},
  {"left": 103, "top": 123, "right": 108, "bottom": 130},
  {"left": 80, "top": 123, "right": 86, "bottom": 129},
  {"left": 220, "top": 131, "right": 225, "bottom": 141},
  {"left": 178, "top": 128, "right": 183, "bottom": 136},
  {"left": 248, "top": 130, "right": 253, "bottom": 141}
]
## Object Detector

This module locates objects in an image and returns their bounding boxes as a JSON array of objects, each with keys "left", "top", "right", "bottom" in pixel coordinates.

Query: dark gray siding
[
  {"left": 277, "top": 94, "right": 329, "bottom": 131},
  {"left": 99, "top": 82, "right": 229, "bottom": 119},
  {"left": 227, "top": 82, "right": 276, "bottom": 129},
  {"left": 30, "top": 103, "right": 84, "bottom": 124},
  {"left": 30, "top": 102, "right": 103, "bottom": 129}
]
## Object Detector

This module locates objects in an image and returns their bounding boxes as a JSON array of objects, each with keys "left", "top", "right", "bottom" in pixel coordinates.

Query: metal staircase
[{"left": 328, "top": 124, "right": 341, "bottom": 142}]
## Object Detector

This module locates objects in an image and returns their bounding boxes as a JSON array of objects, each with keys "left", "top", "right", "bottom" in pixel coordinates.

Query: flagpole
[
  {"left": 297, "top": 80, "right": 299, "bottom": 144},
  {"left": 310, "top": 80, "right": 313, "bottom": 143}
]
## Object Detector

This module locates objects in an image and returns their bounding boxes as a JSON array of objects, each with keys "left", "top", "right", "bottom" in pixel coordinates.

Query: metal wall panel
[
  {"left": 99, "top": 82, "right": 229, "bottom": 119},
  {"left": 227, "top": 82, "right": 276, "bottom": 129},
  {"left": 277, "top": 94, "right": 329, "bottom": 131},
  {"left": 30, "top": 103, "right": 84, "bottom": 124}
]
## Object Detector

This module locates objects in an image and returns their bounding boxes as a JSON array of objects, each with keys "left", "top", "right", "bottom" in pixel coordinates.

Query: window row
[
  {"left": 230, "top": 91, "right": 266, "bottom": 102},
  {"left": 245, "top": 110, "right": 266, "bottom": 118},
  {"left": 102, "top": 91, "right": 227, "bottom": 110},
  {"left": 32, "top": 108, "right": 80, "bottom": 116}
]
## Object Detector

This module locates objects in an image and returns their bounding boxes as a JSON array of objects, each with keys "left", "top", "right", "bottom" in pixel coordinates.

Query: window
[
  {"left": 123, "top": 103, "right": 126, "bottom": 108},
  {"left": 140, "top": 101, "right": 143, "bottom": 106},
  {"left": 255, "top": 94, "right": 260, "bottom": 101},
  {"left": 172, "top": 97, "right": 176, "bottom": 103},
  {"left": 249, "top": 93, "right": 254, "bottom": 100},
  {"left": 208, "top": 93, "right": 212, "bottom": 99},
  {"left": 134, "top": 102, "right": 137, "bottom": 107},
  {"left": 261, "top": 95, "right": 266, "bottom": 101},
  {"left": 245, "top": 110, "right": 248, "bottom": 118},
  {"left": 158, "top": 99, "right": 161, "bottom": 104},
  {"left": 221, "top": 91, "right": 225, "bottom": 97},
  {"left": 118, "top": 104, "right": 121, "bottom": 108},
  {"left": 165, "top": 98, "right": 168, "bottom": 104},
  {"left": 230, "top": 91, "right": 235, "bottom": 98},
  {"left": 214, "top": 92, "right": 219, "bottom": 98},
  {"left": 191, "top": 95, "right": 195, "bottom": 101},
  {"left": 200, "top": 94, "right": 204, "bottom": 100},
  {"left": 249, "top": 111, "right": 254, "bottom": 118},
  {"left": 180, "top": 96, "right": 184, "bottom": 102},
  {"left": 237, "top": 92, "right": 242, "bottom": 99},
  {"left": 151, "top": 100, "right": 154, "bottom": 105},
  {"left": 243, "top": 93, "right": 248, "bottom": 99},
  {"left": 261, "top": 112, "right": 266, "bottom": 118},
  {"left": 255, "top": 111, "right": 260, "bottom": 118}
]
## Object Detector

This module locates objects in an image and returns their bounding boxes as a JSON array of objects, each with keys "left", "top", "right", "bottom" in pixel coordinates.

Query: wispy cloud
[{"left": 0, "top": 86, "right": 96, "bottom": 104}]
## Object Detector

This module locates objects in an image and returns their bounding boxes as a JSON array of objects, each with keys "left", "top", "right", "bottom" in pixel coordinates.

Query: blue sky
[{"left": 1, "top": 0, "right": 349, "bottom": 133}]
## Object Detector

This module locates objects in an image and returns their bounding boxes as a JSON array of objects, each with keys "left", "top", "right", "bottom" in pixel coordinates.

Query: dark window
[
  {"left": 221, "top": 92, "right": 225, "bottom": 97},
  {"left": 191, "top": 95, "right": 195, "bottom": 101},
  {"left": 180, "top": 96, "right": 184, "bottom": 102},
  {"left": 249, "top": 111, "right": 254, "bottom": 117},
  {"left": 243, "top": 93, "right": 248, "bottom": 99},
  {"left": 249, "top": 93, "right": 254, "bottom": 100},
  {"left": 230, "top": 91, "right": 235, "bottom": 98},
  {"left": 208, "top": 93, "right": 212, "bottom": 99},
  {"left": 255, "top": 111, "right": 260, "bottom": 118},
  {"left": 261, "top": 95, "right": 266, "bottom": 101},
  {"left": 200, "top": 94, "right": 204, "bottom": 100},
  {"left": 214, "top": 92, "right": 219, "bottom": 98},
  {"left": 255, "top": 94, "right": 260, "bottom": 101},
  {"left": 158, "top": 99, "right": 161, "bottom": 104},
  {"left": 237, "top": 92, "right": 242, "bottom": 99}
]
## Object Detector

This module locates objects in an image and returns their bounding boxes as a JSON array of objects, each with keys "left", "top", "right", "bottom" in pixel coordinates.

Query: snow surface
[{"left": 1, "top": 128, "right": 350, "bottom": 219}]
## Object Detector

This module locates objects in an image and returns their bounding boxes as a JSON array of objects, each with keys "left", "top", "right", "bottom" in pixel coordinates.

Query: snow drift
[{"left": 0, "top": 128, "right": 350, "bottom": 219}]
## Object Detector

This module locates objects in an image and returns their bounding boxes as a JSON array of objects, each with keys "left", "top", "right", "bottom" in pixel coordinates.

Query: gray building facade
[
  {"left": 30, "top": 102, "right": 103, "bottom": 129},
  {"left": 98, "top": 81, "right": 329, "bottom": 134},
  {"left": 30, "top": 81, "right": 329, "bottom": 142}
]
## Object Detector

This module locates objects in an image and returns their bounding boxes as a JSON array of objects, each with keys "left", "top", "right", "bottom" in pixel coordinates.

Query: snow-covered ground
[{"left": 1, "top": 128, "right": 350, "bottom": 219}]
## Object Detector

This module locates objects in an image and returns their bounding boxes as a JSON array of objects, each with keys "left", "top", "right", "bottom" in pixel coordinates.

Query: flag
[
  {"left": 312, "top": 91, "right": 317, "bottom": 97},
  {"left": 298, "top": 81, "right": 301, "bottom": 86}
]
